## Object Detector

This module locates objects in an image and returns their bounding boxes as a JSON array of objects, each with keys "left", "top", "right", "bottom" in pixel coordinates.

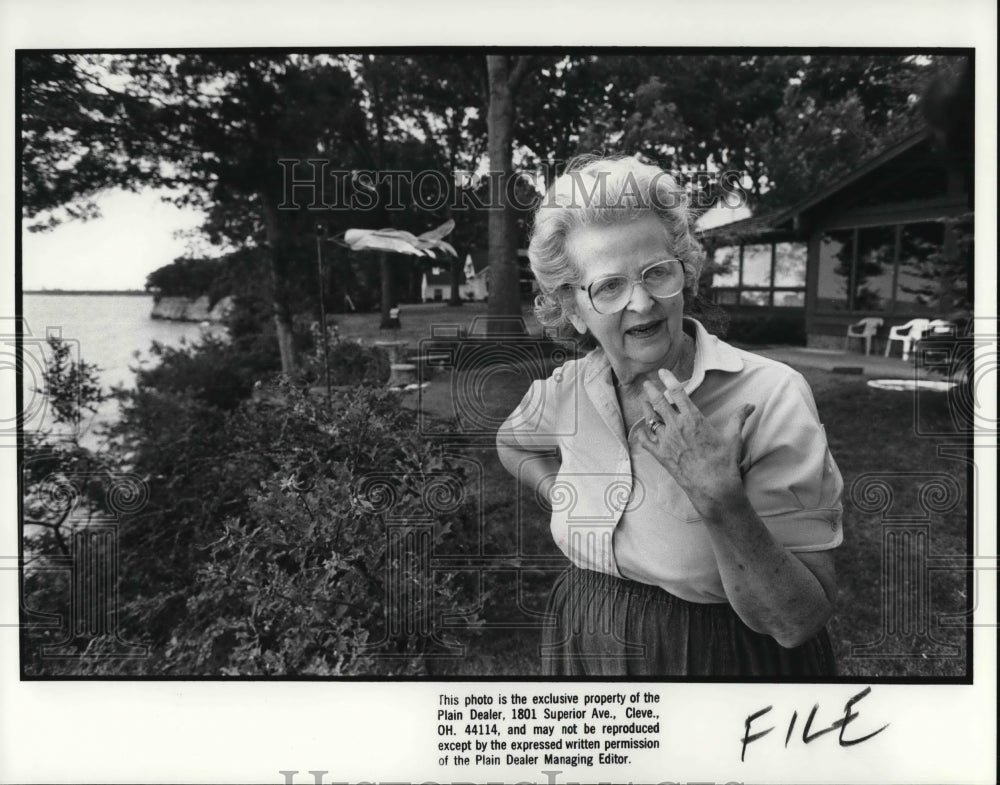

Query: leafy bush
[
  {"left": 23, "top": 338, "right": 485, "bottom": 676},
  {"left": 22, "top": 336, "right": 112, "bottom": 556},
  {"left": 165, "top": 382, "right": 482, "bottom": 675},
  {"left": 325, "top": 339, "right": 391, "bottom": 386},
  {"left": 21, "top": 338, "right": 123, "bottom": 668},
  {"left": 172, "top": 476, "right": 477, "bottom": 671},
  {"left": 133, "top": 333, "right": 280, "bottom": 410},
  {"left": 302, "top": 328, "right": 391, "bottom": 387}
]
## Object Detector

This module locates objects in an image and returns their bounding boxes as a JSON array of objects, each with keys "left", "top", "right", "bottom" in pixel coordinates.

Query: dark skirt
[{"left": 541, "top": 565, "right": 836, "bottom": 677}]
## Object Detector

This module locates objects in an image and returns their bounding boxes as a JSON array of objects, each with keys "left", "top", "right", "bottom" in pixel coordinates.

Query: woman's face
[{"left": 566, "top": 214, "right": 687, "bottom": 381}]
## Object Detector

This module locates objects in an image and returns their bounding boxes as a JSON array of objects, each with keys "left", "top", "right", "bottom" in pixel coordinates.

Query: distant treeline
[
  {"left": 144, "top": 252, "right": 263, "bottom": 306},
  {"left": 24, "top": 289, "right": 149, "bottom": 296},
  {"left": 145, "top": 246, "right": 391, "bottom": 316}
]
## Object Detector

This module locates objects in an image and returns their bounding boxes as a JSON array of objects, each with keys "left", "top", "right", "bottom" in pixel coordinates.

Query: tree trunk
[
  {"left": 379, "top": 252, "right": 393, "bottom": 328},
  {"left": 485, "top": 56, "right": 525, "bottom": 336},
  {"left": 448, "top": 254, "right": 463, "bottom": 306},
  {"left": 446, "top": 203, "right": 463, "bottom": 306},
  {"left": 364, "top": 58, "right": 399, "bottom": 332},
  {"left": 261, "top": 196, "right": 297, "bottom": 374},
  {"left": 409, "top": 260, "right": 422, "bottom": 302}
]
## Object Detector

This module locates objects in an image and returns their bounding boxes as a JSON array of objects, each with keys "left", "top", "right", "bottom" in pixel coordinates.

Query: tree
[
  {"left": 485, "top": 55, "right": 535, "bottom": 336},
  {"left": 513, "top": 54, "right": 943, "bottom": 212},
  {"left": 20, "top": 54, "right": 165, "bottom": 225},
  {"left": 340, "top": 55, "right": 475, "bottom": 324},
  {"left": 746, "top": 86, "right": 880, "bottom": 211},
  {"left": 515, "top": 55, "right": 617, "bottom": 180},
  {"left": 21, "top": 53, "right": 370, "bottom": 373},
  {"left": 921, "top": 56, "right": 973, "bottom": 206},
  {"left": 913, "top": 56, "right": 974, "bottom": 322},
  {"left": 515, "top": 55, "right": 799, "bottom": 196},
  {"left": 389, "top": 55, "right": 489, "bottom": 306}
]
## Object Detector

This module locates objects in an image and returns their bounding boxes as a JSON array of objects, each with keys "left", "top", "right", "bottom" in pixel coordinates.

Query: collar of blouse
[
  {"left": 611, "top": 328, "right": 696, "bottom": 396},
  {"left": 583, "top": 318, "right": 744, "bottom": 445}
]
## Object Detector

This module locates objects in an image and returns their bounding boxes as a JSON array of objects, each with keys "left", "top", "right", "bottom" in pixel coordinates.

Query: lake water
[{"left": 18, "top": 293, "right": 218, "bottom": 446}]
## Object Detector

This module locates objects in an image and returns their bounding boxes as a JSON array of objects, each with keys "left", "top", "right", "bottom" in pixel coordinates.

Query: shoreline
[{"left": 23, "top": 290, "right": 151, "bottom": 296}]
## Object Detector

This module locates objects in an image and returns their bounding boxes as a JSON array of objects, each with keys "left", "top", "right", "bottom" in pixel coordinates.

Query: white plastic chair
[
  {"left": 884, "top": 318, "right": 930, "bottom": 361},
  {"left": 845, "top": 317, "right": 884, "bottom": 355},
  {"left": 927, "top": 319, "right": 957, "bottom": 337}
]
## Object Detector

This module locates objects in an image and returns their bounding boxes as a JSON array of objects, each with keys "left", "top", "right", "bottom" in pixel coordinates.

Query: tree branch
[{"left": 25, "top": 508, "right": 70, "bottom": 555}]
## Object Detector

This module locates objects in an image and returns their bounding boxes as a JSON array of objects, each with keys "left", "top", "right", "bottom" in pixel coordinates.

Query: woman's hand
[
  {"left": 634, "top": 367, "right": 835, "bottom": 648},
  {"left": 633, "top": 367, "right": 755, "bottom": 516}
]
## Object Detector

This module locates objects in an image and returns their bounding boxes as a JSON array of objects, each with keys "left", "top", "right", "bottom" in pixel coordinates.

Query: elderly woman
[{"left": 496, "top": 156, "right": 843, "bottom": 677}]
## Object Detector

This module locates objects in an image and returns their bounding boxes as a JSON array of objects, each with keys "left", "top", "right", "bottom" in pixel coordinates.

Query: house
[
  {"left": 421, "top": 252, "right": 488, "bottom": 302},
  {"left": 420, "top": 249, "right": 535, "bottom": 303},
  {"left": 698, "top": 127, "right": 972, "bottom": 350}
]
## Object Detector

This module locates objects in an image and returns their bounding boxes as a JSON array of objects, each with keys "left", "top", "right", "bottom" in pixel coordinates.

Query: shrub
[
  {"left": 23, "top": 340, "right": 486, "bottom": 675},
  {"left": 22, "top": 335, "right": 112, "bottom": 556},
  {"left": 133, "top": 333, "right": 280, "bottom": 410},
  {"left": 303, "top": 331, "right": 391, "bottom": 387},
  {"left": 21, "top": 338, "right": 124, "bottom": 673},
  {"left": 327, "top": 339, "right": 391, "bottom": 386},
  {"left": 160, "top": 381, "right": 485, "bottom": 675}
]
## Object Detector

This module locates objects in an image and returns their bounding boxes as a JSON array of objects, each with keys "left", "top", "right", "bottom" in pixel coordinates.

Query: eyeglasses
[{"left": 578, "top": 259, "right": 686, "bottom": 314}]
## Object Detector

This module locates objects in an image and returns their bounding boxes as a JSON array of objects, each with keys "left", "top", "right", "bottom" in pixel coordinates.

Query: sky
[{"left": 21, "top": 188, "right": 206, "bottom": 290}]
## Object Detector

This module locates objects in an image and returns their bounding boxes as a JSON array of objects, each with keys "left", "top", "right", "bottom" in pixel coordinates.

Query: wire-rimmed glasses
[{"left": 578, "top": 259, "right": 686, "bottom": 315}]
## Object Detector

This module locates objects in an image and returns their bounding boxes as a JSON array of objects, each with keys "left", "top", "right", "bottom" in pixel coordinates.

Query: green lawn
[
  {"left": 805, "top": 367, "right": 969, "bottom": 679},
  {"left": 333, "top": 300, "right": 544, "bottom": 344},
  {"left": 338, "top": 310, "right": 971, "bottom": 679}
]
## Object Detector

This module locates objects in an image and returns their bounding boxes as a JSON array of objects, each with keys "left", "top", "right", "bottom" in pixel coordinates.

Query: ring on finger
[{"left": 648, "top": 418, "right": 664, "bottom": 434}]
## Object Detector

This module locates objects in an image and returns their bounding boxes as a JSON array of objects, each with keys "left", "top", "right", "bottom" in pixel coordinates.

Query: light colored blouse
[{"left": 497, "top": 318, "right": 844, "bottom": 604}]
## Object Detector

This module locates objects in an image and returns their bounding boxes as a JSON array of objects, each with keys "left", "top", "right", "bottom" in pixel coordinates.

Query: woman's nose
[{"left": 625, "top": 280, "right": 657, "bottom": 312}]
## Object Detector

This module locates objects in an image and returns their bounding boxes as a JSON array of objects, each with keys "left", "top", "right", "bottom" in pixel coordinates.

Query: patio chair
[
  {"left": 884, "top": 318, "right": 930, "bottom": 361},
  {"left": 845, "top": 317, "right": 884, "bottom": 356},
  {"left": 927, "top": 318, "right": 958, "bottom": 337}
]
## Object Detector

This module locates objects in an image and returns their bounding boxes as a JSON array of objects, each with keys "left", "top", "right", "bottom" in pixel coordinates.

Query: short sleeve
[
  {"left": 497, "top": 361, "right": 577, "bottom": 452},
  {"left": 740, "top": 370, "right": 844, "bottom": 552}
]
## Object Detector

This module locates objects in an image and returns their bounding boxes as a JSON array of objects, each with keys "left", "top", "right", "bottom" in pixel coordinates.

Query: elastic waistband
[{"left": 556, "top": 563, "right": 723, "bottom": 608}]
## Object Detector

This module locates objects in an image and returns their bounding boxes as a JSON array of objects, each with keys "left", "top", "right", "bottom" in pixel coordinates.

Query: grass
[
  {"left": 336, "top": 308, "right": 971, "bottom": 680},
  {"left": 805, "top": 368, "right": 969, "bottom": 679},
  {"left": 331, "top": 300, "right": 545, "bottom": 345}
]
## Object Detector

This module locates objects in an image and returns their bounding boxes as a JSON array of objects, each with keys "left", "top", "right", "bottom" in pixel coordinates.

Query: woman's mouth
[{"left": 624, "top": 320, "right": 664, "bottom": 339}]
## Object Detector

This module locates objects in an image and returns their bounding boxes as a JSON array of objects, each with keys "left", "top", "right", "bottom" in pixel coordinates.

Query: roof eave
[{"left": 698, "top": 126, "right": 933, "bottom": 244}]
